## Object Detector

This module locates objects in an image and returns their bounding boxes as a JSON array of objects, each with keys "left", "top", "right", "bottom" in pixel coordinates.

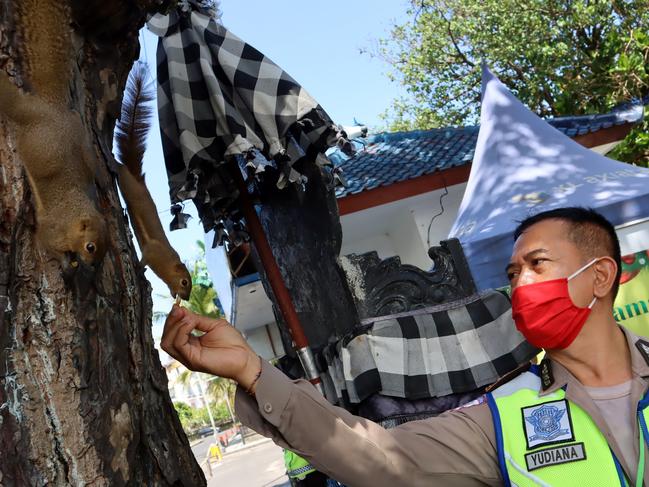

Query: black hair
[{"left": 513, "top": 207, "right": 622, "bottom": 299}]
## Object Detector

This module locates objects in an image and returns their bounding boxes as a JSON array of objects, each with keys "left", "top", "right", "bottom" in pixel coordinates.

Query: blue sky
[{"left": 139, "top": 1, "right": 411, "bottom": 336}]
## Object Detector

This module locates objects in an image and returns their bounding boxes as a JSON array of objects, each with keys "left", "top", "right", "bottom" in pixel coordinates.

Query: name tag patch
[
  {"left": 525, "top": 443, "right": 586, "bottom": 471},
  {"left": 522, "top": 399, "right": 574, "bottom": 449}
]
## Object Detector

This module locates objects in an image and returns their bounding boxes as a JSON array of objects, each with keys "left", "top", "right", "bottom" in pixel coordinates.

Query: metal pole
[
  {"left": 231, "top": 163, "right": 323, "bottom": 392},
  {"left": 195, "top": 378, "right": 220, "bottom": 447}
]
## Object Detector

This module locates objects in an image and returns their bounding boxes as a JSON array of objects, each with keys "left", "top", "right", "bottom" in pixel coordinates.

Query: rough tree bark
[{"left": 0, "top": 1, "right": 205, "bottom": 485}]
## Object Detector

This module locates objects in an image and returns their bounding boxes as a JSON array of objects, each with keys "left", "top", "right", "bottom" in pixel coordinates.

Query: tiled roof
[{"left": 334, "top": 105, "right": 644, "bottom": 198}]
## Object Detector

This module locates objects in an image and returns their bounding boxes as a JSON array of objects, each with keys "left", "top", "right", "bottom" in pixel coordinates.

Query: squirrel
[
  {"left": 114, "top": 63, "right": 192, "bottom": 300},
  {"left": 0, "top": 0, "right": 107, "bottom": 265}
]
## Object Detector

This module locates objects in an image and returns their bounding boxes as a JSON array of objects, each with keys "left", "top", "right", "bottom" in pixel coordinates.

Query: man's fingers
[
  {"left": 163, "top": 305, "right": 186, "bottom": 337},
  {"left": 161, "top": 306, "right": 187, "bottom": 355},
  {"left": 172, "top": 320, "right": 198, "bottom": 356},
  {"left": 168, "top": 308, "right": 230, "bottom": 334},
  {"left": 161, "top": 309, "right": 231, "bottom": 373},
  {"left": 192, "top": 312, "right": 229, "bottom": 333},
  {"left": 168, "top": 319, "right": 210, "bottom": 371},
  {"left": 163, "top": 346, "right": 180, "bottom": 362}
]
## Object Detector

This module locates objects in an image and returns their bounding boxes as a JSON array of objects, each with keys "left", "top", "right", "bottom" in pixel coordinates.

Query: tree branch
[{"left": 443, "top": 12, "right": 474, "bottom": 67}]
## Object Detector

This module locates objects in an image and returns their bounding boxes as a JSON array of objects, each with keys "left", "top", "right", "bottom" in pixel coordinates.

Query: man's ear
[{"left": 593, "top": 257, "right": 618, "bottom": 299}]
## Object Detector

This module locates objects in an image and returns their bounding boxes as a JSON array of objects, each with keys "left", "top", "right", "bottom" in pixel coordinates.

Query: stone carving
[{"left": 342, "top": 239, "right": 477, "bottom": 320}]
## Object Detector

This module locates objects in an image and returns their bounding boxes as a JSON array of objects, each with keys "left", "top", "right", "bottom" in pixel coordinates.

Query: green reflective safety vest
[
  {"left": 284, "top": 449, "right": 316, "bottom": 480},
  {"left": 486, "top": 368, "right": 649, "bottom": 486}
]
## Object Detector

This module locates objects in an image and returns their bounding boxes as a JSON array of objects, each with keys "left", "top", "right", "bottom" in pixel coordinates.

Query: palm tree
[
  {"left": 176, "top": 369, "right": 193, "bottom": 392},
  {"left": 176, "top": 370, "right": 220, "bottom": 439},
  {"left": 206, "top": 376, "right": 237, "bottom": 424},
  {"left": 178, "top": 370, "right": 236, "bottom": 425}
]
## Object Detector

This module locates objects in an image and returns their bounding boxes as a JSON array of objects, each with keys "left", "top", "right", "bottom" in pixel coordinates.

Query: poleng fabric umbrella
[{"left": 147, "top": 0, "right": 350, "bottom": 236}]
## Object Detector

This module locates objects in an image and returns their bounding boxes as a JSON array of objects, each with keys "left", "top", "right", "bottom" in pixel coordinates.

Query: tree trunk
[{"left": 0, "top": 1, "right": 205, "bottom": 485}]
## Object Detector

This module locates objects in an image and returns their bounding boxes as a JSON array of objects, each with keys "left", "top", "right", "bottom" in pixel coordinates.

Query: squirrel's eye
[
  {"left": 181, "top": 279, "right": 189, "bottom": 286},
  {"left": 86, "top": 243, "right": 96, "bottom": 254}
]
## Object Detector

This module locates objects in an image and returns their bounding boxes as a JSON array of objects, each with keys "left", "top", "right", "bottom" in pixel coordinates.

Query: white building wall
[
  {"left": 340, "top": 183, "right": 467, "bottom": 270},
  {"left": 411, "top": 183, "right": 467, "bottom": 249},
  {"left": 166, "top": 362, "right": 203, "bottom": 409},
  {"left": 386, "top": 209, "right": 431, "bottom": 270},
  {"left": 244, "top": 323, "right": 285, "bottom": 361},
  {"left": 340, "top": 233, "right": 396, "bottom": 261}
]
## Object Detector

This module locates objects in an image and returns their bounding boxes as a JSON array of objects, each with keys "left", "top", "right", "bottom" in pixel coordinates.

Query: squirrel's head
[
  {"left": 168, "top": 263, "right": 192, "bottom": 300},
  {"left": 74, "top": 217, "right": 107, "bottom": 265}
]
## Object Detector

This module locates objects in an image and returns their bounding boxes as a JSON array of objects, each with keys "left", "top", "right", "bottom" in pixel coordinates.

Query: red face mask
[{"left": 511, "top": 259, "right": 598, "bottom": 350}]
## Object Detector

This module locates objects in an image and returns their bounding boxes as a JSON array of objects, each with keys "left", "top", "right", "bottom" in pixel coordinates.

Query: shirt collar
[
  {"left": 626, "top": 327, "right": 649, "bottom": 378},
  {"left": 538, "top": 325, "right": 649, "bottom": 396}
]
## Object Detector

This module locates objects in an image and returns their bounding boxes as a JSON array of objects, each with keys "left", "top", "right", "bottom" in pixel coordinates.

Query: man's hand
[{"left": 161, "top": 306, "right": 262, "bottom": 390}]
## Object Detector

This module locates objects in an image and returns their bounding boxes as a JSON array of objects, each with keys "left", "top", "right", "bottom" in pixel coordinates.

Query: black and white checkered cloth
[
  {"left": 146, "top": 0, "right": 349, "bottom": 234},
  {"left": 322, "top": 290, "right": 538, "bottom": 403}
]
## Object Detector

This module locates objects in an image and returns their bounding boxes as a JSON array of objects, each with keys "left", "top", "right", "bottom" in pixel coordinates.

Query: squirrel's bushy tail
[
  {"left": 114, "top": 61, "right": 154, "bottom": 182},
  {"left": 113, "top": 62, "right": 192, "bottom": 300}
]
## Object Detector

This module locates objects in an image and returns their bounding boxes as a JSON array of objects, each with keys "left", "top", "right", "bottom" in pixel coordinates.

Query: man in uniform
[
  {"left": 162, "top": 207, "right": 649, "bottom": 486},
  {"left": 284, "top": 448, "right": 332, "bottom": 486}
]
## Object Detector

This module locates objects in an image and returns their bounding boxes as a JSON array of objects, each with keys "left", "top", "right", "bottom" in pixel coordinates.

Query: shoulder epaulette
[{"left": 485, "top": 361, "right": 532, "bottom": 392}]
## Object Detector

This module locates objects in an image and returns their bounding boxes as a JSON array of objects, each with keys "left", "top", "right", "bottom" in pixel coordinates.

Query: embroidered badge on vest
[
  {"left": 635, "top": 339, "right": 649, "bottom": 366},
  {"left": 525, "top": 443, "right": 586, "bottom": 471},
  {"left": 522, "top": 399, "right": 574, "bottom": 449}
]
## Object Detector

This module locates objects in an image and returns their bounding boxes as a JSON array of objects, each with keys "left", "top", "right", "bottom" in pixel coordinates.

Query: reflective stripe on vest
[
  {"left": 487, "top": 370, "right": 649, "bottom": 486},
  {"left": 284, "top": 450, "right": 316, "bottom": 479}
]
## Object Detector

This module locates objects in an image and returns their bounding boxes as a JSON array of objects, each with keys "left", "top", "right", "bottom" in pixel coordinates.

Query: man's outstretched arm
[{"left": 162, "top": 306, "right": 502, "bottom": 487}]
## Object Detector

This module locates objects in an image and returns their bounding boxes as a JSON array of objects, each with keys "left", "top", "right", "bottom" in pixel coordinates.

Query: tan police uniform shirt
[
  {"left": 235, "top": 327, "right": 649, "bottom": 486},
  {"left": 584, "top": 380, "right": 635, "bottom": 472}
]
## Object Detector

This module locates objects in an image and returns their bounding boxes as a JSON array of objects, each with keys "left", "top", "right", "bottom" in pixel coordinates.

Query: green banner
[{"left": 614, "top": 250, "right": 649, "bottom": 337}]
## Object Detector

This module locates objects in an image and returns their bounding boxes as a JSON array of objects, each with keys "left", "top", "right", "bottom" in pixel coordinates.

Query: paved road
[
  {"left": 192, "top": 434, "right": 230, "bottom": 462},
  {"left": 203, "top": 440, "right": 290, "bottom": 487},
  {"left": 192, "top": 431, "right": 247, "bottom": 461}
]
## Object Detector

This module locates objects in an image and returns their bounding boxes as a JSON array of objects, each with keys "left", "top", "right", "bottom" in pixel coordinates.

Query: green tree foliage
[
  {"left": 172, "top": 401, "right": 232, "bottom": 432},
  {"left": 195, "top": 403, "right": 232, "bottom": 424},
  {"left": 186, "top": 240, "right": 223, "bottom": 318},
  {"left": 177, "top": 369, "right": 237, "bottom": 427},
  {"left": 206, "top": 375, "right": 237, "bottom": 422},
  {"left": 174, "top": 401, "right": 194, "bottom": 422},
  {"left": 173, "top": 401, "right": 198, "bottom": 430},
  {"left": 380, "top": 1, "right": 649, "bottom": 164}
]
